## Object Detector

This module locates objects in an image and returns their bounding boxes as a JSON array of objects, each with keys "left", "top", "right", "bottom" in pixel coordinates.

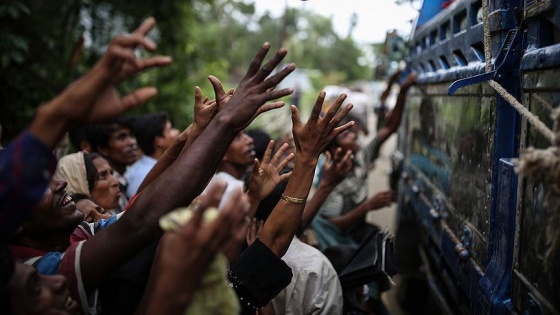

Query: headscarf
[{"left": 54, "top": 152, "right": 90, "bottom": 196}]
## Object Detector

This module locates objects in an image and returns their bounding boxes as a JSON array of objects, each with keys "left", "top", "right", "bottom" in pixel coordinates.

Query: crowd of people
[{"left": 0, "top": 17, "right": 417, "bottom": 315}]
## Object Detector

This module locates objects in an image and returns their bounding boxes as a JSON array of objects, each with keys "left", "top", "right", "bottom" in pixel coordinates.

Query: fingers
[
  {"left": 278, "top": 152, "right": 294, "bottom": 171},
  {"left": 279, "top": 171, "right": 292, "bottom": 182},
  {"left": 132, "top": 17, "right": 156, "bottom": 36},
  {"left": 255, "top": 47, "right": 288, "bottom": 82},
  {"left": 112, "top": 33, "right": 157, "bottom": 52},
  {"left": 323, "top": 93, "right": 348, "bottom": 124},
  {"left": 194, "top": 86, "right": 203, "bottom": 107},
  {"left": 256, "top": 101, "right": 285, "bottom": 116},
  {"left": 332, "top": 147, "right": 344, "bottom": 162},
  {"left": 308, "top": 91, "right": 326, "bottom": 123},
  {"left": 245, "top": 42, "right": 272, "bottom": 78},
  {"left": 324, "top": 151, "right": 333, "bottom": 166},
  {"left": 262, "top": 140, "right": 275, "bottom": 164},
  {"left": 119, "top": 87, "right": 158, "bottom": 112},
  {"left": 261, "top": 63, "right": 295, "bottom": 91},
  {"left": 400, "top": 73, "right": 418, "bottom": 90},
  {"left": 252, "top": 158, "right": 261, "bottom": 174},
  {"left": 208, "top": 75, "right": 227, "bottom": 103},
  {"left": 139, "top": 55, "right": 173, "bottom": 70},
  {"left": 290, "top": 104, "right": 302, "bottom": 128},
  {"left": 328, "top": 103, "right": 354, "bottom": 132},
  {"left": 340, "top": 150, "right": 354, "bottom": 173},
  {"left": 269, "top": 142, "right": 284, "bottom": 165},
  {"left": 263, "top": 87, "right": 294, "bottom": 103}
]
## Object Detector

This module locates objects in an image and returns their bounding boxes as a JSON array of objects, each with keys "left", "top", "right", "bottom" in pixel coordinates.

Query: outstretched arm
[
  {"left": 0, "top": 17, "right": 171, "bottom": 238},
  {"left": 135, "top": 86, "right": 218, "bottom": 195},
  {"left": 137, "top": 180, "right": 249, "bottom": 315},
  {"left": 30, "top": 17, "right": 172, "bottom": 149},
  {"left": 300, "top": 148, "right": 353, "bottom": 230},
  {"left": 327, "top": 190, "right": 394, "bottom": 231},
  {"left": 81, "top": 42, "right": 295, "bottom": 288},
  {"left": 379, "top": 69, "right": 402, "bottom": 105},
  {"left": 375, "top": 73, "right": 418, "bottom": 145},
  {"left": 259, "top": 92, "right": 354, "bottom": 257}
]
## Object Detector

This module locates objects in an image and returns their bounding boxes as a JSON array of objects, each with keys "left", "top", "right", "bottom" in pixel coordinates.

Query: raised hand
[
  {"left": 291, "top": 92, "right": 354, "bottom": 161},
  {"left": 147, "top": 180, "right": 249, "bottom": 314},
  {"left": 364, "top": 190, "right": 395, "bottom": 211},
  {"left": 208, "top": 42, "right": 295, "bottom": 131},
  {"left": 247, "top": 140, "right": 294, "bottom": 202},
  {"left": 190, "top": 86, "right": 218, "bottom": 135},
  {"left": 321, "top": 147, "right": 354, "bottom": 188},
  {"left": 68, "top": 17, "right": 172, "bottom": 123},
  {"left": 31, "top": 17, "right": 172, "bottom": 149}
]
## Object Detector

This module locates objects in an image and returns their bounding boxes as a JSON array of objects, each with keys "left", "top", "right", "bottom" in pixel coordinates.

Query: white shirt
[
  {"left": 272, "top": 237, "right": 343, "bottom": 315},
  {"left": 203, "top": 171, "right": 244, "bottom": 209}
]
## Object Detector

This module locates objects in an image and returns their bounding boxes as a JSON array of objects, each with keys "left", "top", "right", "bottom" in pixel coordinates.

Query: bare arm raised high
[
  {"left": 259, "top": 92, "right": 354, "bottom": 257},
  {"left": 80, "top": 42, "right": 295, "bottom": 288}
]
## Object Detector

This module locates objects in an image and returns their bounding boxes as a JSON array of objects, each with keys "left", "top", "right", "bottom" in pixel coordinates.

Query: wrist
[{"left": 294, "top": 154, "right": 318, "bottom": 168}]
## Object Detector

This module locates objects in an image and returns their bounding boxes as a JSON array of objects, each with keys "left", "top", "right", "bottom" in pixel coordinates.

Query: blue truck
[{"left": 393, "top": 0, "right": 560, "bottom": 313}]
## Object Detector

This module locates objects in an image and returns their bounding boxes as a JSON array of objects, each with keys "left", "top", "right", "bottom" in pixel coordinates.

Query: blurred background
[{"left": 0, "top": 0, "right": 419, "bottom": 145}]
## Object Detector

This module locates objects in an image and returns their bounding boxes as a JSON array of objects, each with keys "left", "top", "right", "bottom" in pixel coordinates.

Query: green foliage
[{"left": 0, "top": 0, "right": 375, "bottom": 144}]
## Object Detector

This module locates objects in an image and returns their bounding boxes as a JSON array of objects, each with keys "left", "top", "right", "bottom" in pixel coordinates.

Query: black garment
[
  {"left": 98, "top": 242, "right": 158, "bottom": 315},
  {"left": 228, "top": 239, "right": 292, "bottom": 314}
]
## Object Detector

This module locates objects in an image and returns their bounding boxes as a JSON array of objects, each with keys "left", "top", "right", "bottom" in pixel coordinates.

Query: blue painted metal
[
  {"left": 479, "top": 159, "right": 518, "bottom": 313},
  {"left": 415, "top": 0, "right": 448, "bottom": 30},
  {"left": 448, "top": 28, "right": 523, "bottom": 95}
]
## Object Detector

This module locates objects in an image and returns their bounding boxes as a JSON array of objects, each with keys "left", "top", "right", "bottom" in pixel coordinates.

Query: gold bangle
[{"left": 281, "top": 194, "right": 306, "bottom": 204}]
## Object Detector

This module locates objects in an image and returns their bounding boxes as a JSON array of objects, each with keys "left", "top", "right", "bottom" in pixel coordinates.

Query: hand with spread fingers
[
  {"left": 208, "top": 42, "right": 296, "bottom": 131},
  {"left": 291, "top": 92, "right": 355, "bottom": 161},
  {"left": 30, "top": 17, "right": 172, "bottom": 149},
  {"left": 321, "top": 147, "right": 354, "bottom": 188},
  {"left": 247, "top": 140, "right": 294, "bottom": 204}
]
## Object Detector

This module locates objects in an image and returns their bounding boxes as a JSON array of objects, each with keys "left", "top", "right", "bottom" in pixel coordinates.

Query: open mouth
[{"left": 58, "top": 193, "right": 73, "bottom": 208}]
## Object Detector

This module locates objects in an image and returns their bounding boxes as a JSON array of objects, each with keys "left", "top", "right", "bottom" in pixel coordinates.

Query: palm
[{"left": 248, "top": 141, "right": 293, "bottom": 201}]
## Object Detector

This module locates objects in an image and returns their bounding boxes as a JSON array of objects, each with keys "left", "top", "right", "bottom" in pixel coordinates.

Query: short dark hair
[
  {"left": 86, "top": 116, "right": 134, "bottom": 153},
  {"left": 68, "top": 125, "right": 89, "bottom": 152},
  {"left": 246, "top": 129, "right": 272, "bottom": 161},
  {"left": 132, "top": 113, "right": 169, "bottom": 156}
]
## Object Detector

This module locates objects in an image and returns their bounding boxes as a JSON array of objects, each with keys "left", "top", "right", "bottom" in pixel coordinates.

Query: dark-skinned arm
[
  {"left": 135, "top": 86, "right": 218, "bottom": 195},
  {"left": 300, "top": 148, "right": 353, "bottom": 230},
  {"left": 259, "top": 92, "right": 354, "bottom": 257},
  {"left": 327, "top": 190, "right": 394, "bottom": 231},
  {"left": 374, "top": 73, "right": 418, "bottom": 148},
  {"left": 137, "top": 181, "right": 249, "bottom": 315},
  {"left": 0, "top": 17, "right": 171, "bottom": 238},
  {"left": 80, "top": 42, "right": 295, "bottom": 289}
]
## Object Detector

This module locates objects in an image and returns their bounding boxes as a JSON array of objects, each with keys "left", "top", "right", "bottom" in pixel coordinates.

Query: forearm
[
  {"left": 126, "top": 114, "right": 237, "bottom": 229},
  {"left": 246, "top": 193, "right": 261, "bottom": 218},
  {"left": 300, "top": 181, "right": 336, "bottom": 230},
  {"left": 260, "top": 154, "right": 318, "bottom": 256},
  {"left": 29, "top": 66, "right": 109, "bottom": 148},
  {"left": 328, "top": 202, "right": 369, "bottom": 231},
  {"left": 136, "top": 126, "right": 192, "bottom": 194},
  {"left": 29, "top": 100, "right": 72, "bottom": 149},
  {"left": 81, "top": 115, "right": 237, "bottom": 285}
]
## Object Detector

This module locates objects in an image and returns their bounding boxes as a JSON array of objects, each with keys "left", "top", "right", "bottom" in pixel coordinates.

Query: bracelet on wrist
[{"left": 281, "top": 194, "right": 306, "bottom": 204}]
